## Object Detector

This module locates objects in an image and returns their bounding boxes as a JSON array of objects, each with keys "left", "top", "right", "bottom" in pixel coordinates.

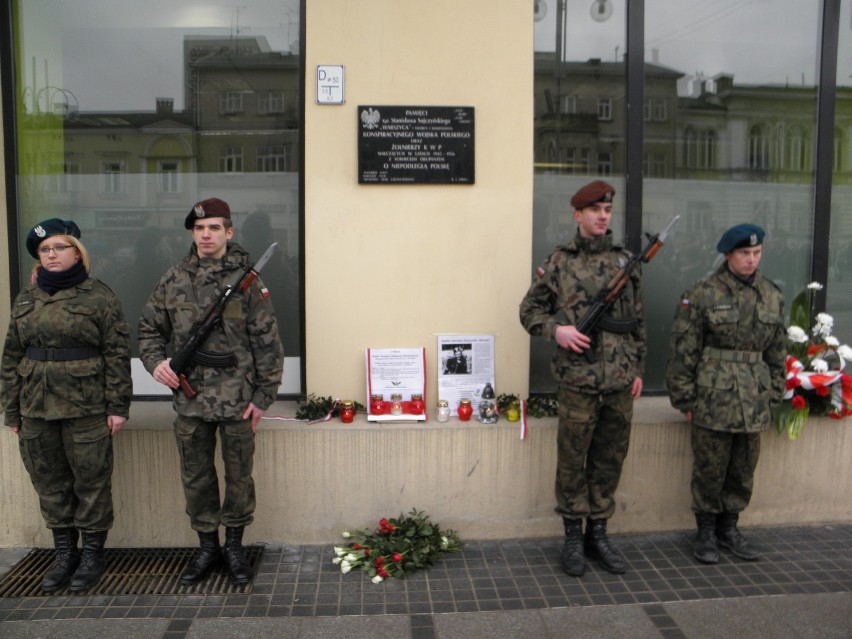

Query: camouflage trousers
[
  {"left": 690, "top": 425, "right": 761, "bottom": 514},
  {"left": 554, "top": 385, "right": 633, "bottom": 520},
  {"left": 18, "top": 414, "right": 114, "bottom": 531},
  {"left": 173, "top": 414, "right": 256, "bottom": 532}
]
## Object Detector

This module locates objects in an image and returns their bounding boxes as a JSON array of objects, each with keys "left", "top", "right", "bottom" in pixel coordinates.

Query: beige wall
[
  {"left": 304, "top": 0, "right": 534, "bottom": 405},
  {"left": 2, "top": 399, "right": 850, "bottom": 548},
  {"left": 0, "top": 82, "right": 9, "bottom": 341},
  {"left": 2, "top": 1, "right": 851, "bottom": 549}
]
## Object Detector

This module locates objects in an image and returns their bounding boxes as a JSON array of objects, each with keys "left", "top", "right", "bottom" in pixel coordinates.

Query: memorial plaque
[{"left": 358, "top": 105, "right": 474, "bottom": 184}]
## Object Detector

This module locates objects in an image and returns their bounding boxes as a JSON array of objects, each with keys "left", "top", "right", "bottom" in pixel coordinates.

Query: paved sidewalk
[{"left": 1, "top": 524, "right": 850, "bottom": 638}]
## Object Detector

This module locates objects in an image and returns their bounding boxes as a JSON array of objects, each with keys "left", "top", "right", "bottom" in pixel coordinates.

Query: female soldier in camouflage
[
  {"left": 1, "top": 218, "right": 132, "bottom": 593},
  {"left": 666, "top": 224, "right": 786, "bottom": 564}
]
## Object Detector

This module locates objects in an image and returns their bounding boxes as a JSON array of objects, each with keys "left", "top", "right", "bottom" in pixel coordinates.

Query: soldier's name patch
[{"left": 713, "top": 304, "right": 733, "bottom": 310}]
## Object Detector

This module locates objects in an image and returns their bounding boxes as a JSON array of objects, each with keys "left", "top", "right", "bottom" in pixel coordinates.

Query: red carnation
[
  {"left": 791, "top": 395, "right": 807, "bottom": 410},
  {"left": 392, "top": 553, "right": 403, "bottom": 562},
  {"left": 786, "top": 377, "right": 802, "bottom": 390},
  {"left": 815, "top": 385, "right": 831, "bottom": 397}
]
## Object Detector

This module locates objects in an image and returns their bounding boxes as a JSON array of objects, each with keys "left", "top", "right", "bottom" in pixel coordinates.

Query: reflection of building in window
[
  {"left": 748, "top": 124, "right": 771, "bottom": 170},
  {"left": 643, "top": 152, "right": 667, "bottom": 178},
  {"left": 785, "top": 126, "right": 810, "bottom": 172},
  {"left": 559, "top": 95, "right": 576, "bottom": 114},
  {"left": 835, "top": 127, "right": 844, "bottom": 172},
  {"left": 219, "top": 146, "right": 243, "bottom": 173},
  {"left": 644, "top": 98, "right": 667, "bottom": 122},
  {"left": 256, "top": 145, "right": 288, "bottom": 172},
  {"left": 683, "top": 128, "right": 716, "bottom": 169},
  {"left": 597, "top": 152, "right": 612, "bottom": 176},
  {"left": 158, "top": 160, "right": 180, "bottom": 193},
  {"left": 101, "top": 161, "right": 125, "bottom": 193},
  {"left": 258, "top": 91, "right": 286, "bottom": 115},
  {"left": 597, "top": 97, "right": 612, "bottom": 121},
  {"left": 50, "top": 161, "right": 80, "bottom": 192},
  {"left": 220, "top": 91, "right": 245, "bottom": 114}
]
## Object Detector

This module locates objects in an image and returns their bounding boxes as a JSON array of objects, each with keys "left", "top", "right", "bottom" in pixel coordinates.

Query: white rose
[
  {"left": 837, "top": 345, "right": 852, "bottom": 361},
  {"left": 807, "top": 282, "right": 824, "bottom": 290},
  {"left": 371, "top": 575, "right": 384, "bottom": 584},
  {"left": 816, "top": 312, "right": 834, "bottom": 327},
  {"left": 787, "top": 326, "right": 808, "bottom": 343},
  {"left": 811, "top": 358, "right": 829, "bottom": 373},
  {"left": 341, "top": 562, "right": 353, "bottom": 574}
]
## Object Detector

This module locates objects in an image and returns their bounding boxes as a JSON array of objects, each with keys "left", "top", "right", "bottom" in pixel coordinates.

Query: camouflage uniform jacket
[
  {"left": 137, "top": 242, "right": 284, "bottom": 421},
  {"left": 666, "top": 266, "right": 786, "bottom": 433},
  {"left": 519, "top": 231, "right": 646, "bottom": 393},
  {"left": 1, "top": 278, "right": 132, "bottom": 425}
]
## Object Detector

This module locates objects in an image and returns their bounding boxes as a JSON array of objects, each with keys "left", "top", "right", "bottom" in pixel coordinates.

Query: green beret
[
  {"left": 716, "top": 224, "right": 765, "bottom": 253},
  {"left": 570, "top": 180, "right": 615, "bottom": 210},
  {"left": 26, "top": 218, "right": 81, "bottom": 259},
  {"left": 185, "top": 197, "right": 232, "bottom": 229}
]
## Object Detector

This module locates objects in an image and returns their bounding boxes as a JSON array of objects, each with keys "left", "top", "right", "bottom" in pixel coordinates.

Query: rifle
[
  {"left": 574, "top": 216, "right": 680, "bottom": 361},
  {"left": 169, "top": 242, "right": 278, "bottom": 398}
]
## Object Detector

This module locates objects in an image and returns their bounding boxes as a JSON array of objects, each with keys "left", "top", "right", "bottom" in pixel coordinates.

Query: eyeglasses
[{"left": 38, "top": 244, "right": 74, "bottom": 255}]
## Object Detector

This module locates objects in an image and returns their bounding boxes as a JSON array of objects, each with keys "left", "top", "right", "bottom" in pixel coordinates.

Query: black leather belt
[{"left": 25, "top": 347, "right": 101, "bottom": 361}]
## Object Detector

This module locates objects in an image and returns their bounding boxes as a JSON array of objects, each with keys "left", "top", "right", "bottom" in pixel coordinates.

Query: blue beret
[
  {"left": 570, "top": 180, "right": 615, "bottom": 210},
  {"left": 26, "top": 218, "right": 82, "bottom": 259},
  {"left": 716, "top": 224, "right": 765, "bottom": 253}
]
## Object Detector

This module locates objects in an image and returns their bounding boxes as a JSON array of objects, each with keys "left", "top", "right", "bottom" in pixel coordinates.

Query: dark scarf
[{"left": 36, "top": 260, "right": 88, "bottom": 295}]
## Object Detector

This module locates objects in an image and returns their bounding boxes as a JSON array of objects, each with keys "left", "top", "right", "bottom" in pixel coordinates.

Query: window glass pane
[
  {"left": 641, "top": 1, "right": 821, "bottom": 389},
  {"left": 531, "top": 0, "right": 626, "bottom": 393},
  {"left": 827, "top": 0, "right": 852, "bottom": 348},
  {"left": 12, "top": 0, "right": 302, "bottom": 395}
]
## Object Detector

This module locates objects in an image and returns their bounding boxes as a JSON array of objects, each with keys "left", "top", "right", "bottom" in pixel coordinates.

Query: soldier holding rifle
[
  {"left": 520, "top": 181, "right": 650, "bottom": 577},
  {"left": 138, "top": 198, "right": 284, "bottom": 585}
]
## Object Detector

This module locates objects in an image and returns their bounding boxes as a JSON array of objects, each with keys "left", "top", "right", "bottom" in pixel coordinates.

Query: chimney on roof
[{"left": 156, "top": 98, "right": 174, "bottom": 115}]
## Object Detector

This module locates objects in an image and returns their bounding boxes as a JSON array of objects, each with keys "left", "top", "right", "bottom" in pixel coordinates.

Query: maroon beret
[
  {"left": 570, "top": 181, "right": 615, "bottom": 210},
  {"left": 185, "top": 197, "right": 231, "bottom": 229}
]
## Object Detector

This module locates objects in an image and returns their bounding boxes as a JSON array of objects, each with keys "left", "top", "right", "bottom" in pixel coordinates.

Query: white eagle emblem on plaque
[{"left": 361, "top": 107, "right": 381, "bottom": 130}]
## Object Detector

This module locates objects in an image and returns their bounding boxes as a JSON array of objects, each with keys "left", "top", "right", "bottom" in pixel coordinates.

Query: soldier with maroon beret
[
  {"left": 520, "top": 181, "right": 646, "bottom": 577},
  {"left": 139, "top": 197, "right": 284, "bottom": 586}
]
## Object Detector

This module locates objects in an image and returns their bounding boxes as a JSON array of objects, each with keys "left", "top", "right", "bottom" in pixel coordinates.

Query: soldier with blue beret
[
  {"left": 25, "top": 218, "right": 82, "bottom": 259},
  {"left": 715, "top": 223, "right": 765, "bottom": 253},
  {"left": 2, "top": 218, "right": 132, "bottom": 593},
  {"left": 520, "top": 181, "right": 645, "bottom": 577},
  {"left": 666, "top": 223, "right": 786, "bottom": 564}
]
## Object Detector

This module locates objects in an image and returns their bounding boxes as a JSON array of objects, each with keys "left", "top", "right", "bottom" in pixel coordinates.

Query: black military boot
[
  {"left": 69, "top": 530, "right": 108, "bottom": 592},
  {"left": 179, "top": 530, "right": 222, "bottom": 584},
  {"left": 584, "top": 518, "right": 626, "bottom": 574},
  {"left": 560, "top": 518, "right": 586, "bottom": 577},
  {"left": 42, "top": 528, "right": 80, "bottom": 593},
  {"left": 716, "top": 512, "right": 760, "bottom": 561},
  {"left": 223, "top": 526, "right": 252, "bottom": 585},
  {"left": 693, "top": 513, "right": 720, "bottom": 564}
]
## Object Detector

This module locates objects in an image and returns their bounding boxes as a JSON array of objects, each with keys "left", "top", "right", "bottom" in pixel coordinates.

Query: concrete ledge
[{"left": 1, "top": 397, "right": 850, "bottom": 547}]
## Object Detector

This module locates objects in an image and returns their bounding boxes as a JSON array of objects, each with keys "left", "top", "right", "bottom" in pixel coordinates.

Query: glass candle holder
[
  {"left": 390, "top": 393, "right": 403, "bottom": 416},
  {"left": 409, "top": 393, "right": 425, "bottom": 415},
  {"left": 340, "top": 400, "right": 355, "bottom": 423},
  {"left": 457, "top": 399, "right": 473, "bottom": 421},
  {"left": 370, "top": 394, "right": 386, "bottom": 415},
  {"left": 436, "top": 399, "right": 450, "bottom": 422}
]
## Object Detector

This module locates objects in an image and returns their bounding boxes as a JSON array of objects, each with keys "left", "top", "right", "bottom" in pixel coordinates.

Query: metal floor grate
[{"left": 0, "top": 546, "right": 263, "bottom": 597}]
